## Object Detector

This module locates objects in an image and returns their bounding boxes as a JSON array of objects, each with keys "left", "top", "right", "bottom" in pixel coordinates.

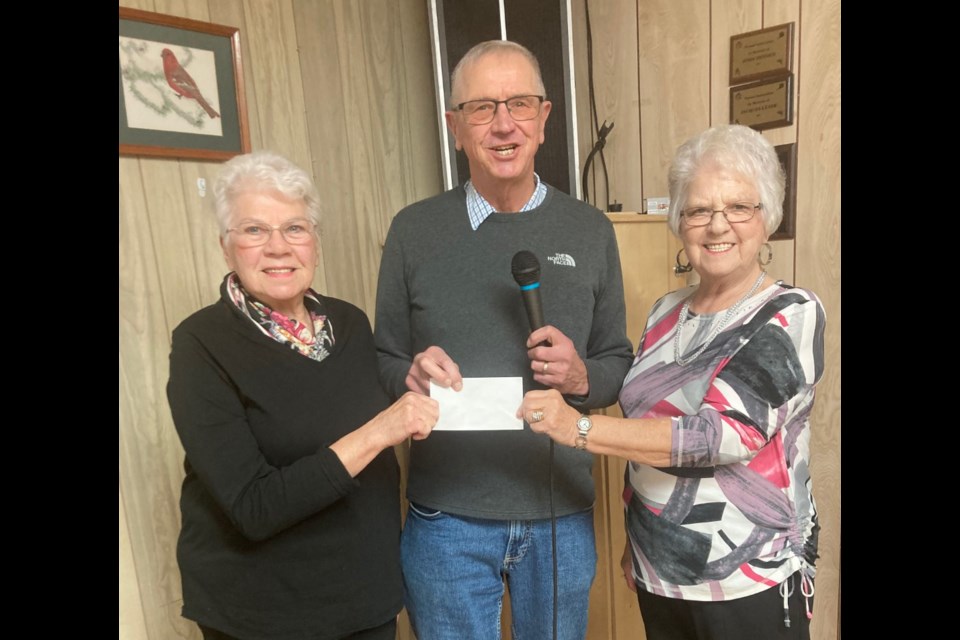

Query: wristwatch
[{"left": 575, "top": 414, "right": 593, "bottom": 450}]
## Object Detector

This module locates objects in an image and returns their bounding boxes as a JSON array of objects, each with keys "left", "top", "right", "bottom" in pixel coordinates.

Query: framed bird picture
[{"left": 119, "top": 8, "right": 250, "bottom": 161}]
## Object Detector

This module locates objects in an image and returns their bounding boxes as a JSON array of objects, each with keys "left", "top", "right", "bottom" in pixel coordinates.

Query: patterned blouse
[{"left": 619, "top": 283, "right": 825, "bottom": 601}]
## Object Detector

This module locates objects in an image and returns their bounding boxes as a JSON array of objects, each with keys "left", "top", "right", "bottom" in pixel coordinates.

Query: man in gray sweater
[{"left": 375, "top": 40, "right": 633, "bottom": 639}]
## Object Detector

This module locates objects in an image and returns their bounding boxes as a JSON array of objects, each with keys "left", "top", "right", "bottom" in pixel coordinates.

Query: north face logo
[{"left": 547, "top": 253, "right": 576, "bottom": 267}]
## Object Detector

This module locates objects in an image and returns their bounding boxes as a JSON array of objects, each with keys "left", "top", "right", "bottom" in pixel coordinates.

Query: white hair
[
  {"left": 667, "top": 125, "right": 785, "bottom": 236},
  {"left": 449, "top": 40, "right": 546, "bottom": 105},
  {"left": 213, "top": 151, "right": 321, "bottom": 236}
]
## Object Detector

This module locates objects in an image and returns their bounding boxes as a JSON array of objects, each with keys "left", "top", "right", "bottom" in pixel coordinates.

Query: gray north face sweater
[{"left": 375, "top": 185, "right": 633, "bottom": 519}]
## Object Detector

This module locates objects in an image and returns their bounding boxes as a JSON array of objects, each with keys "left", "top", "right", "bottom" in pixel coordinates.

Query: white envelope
[{"left": 430, "top": 377, "right": 524, "bottom": 431}]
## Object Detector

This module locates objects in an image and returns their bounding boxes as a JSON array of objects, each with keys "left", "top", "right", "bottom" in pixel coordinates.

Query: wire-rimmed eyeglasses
[
  {"left": 680, "top": 203, "right": 761, "bottom": 227},
  {"left": 453, "top": 95, "right": 545, "bottom": 125},
  {"left": 225, "top": 218, "right": 317, "bottom": 247}
]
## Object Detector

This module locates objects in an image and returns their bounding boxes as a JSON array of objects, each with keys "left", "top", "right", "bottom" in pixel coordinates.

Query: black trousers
[
  {"left": 636, "top": 572, "right": 812, "bottom": 640},
  {"left": 199, "top": 617, "right": 397, "bottom": 640}
]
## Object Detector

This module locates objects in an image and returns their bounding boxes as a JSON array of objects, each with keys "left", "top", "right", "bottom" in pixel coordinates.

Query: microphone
[
  {"left": 513, "top": 249, "right": 559, "bottom": 640},
  {"left": 511, "top": 250, "right": 545, "bottom": 332}
]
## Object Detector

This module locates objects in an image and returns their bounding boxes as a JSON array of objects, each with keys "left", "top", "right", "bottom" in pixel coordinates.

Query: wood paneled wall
[
  {"left": 572, "top": 1, "right": 840, "bottom": 638},
  {"left": 118, "top": 1, "right": 441, "bottom": 638},
  {"left": 120, "top": 1, "right": 839, "bottom": 638}
]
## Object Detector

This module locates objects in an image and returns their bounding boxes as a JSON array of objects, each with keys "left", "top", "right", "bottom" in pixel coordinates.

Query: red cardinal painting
[{"left": 161, "top": 48, "right": 220, "bottom": 119}]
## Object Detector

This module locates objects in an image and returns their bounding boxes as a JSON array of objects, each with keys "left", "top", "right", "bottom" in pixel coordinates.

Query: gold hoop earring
[
  {"left": 674, "top": 249, "right": 693, "bottom": 276},
  {"left": 758, "top": 242, "right": 773, "bottom": 267}
]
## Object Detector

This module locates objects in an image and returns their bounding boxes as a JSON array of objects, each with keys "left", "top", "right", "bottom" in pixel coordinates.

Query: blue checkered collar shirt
[{"left": 464, "top": 173, "right": 547, "bottom": 231}]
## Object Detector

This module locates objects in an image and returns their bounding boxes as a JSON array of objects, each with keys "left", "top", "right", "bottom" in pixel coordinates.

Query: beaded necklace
[{"left": 673, "top": 271, "right": 767, "bottom": 366}]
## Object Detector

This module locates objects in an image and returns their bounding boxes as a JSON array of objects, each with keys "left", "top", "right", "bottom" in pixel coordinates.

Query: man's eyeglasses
[
  {"left": 680, "top": 203, "right": 761, "bottom": 227},
  {"left": 453, "top": 95, "right": 544, "bottom": 125},
  {"left": 225, "top": 218, "right": 317, "bottom": 247}
]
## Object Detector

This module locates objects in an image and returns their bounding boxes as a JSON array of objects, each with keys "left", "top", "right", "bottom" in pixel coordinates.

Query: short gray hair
[
  {"left": 213, "top": 150, "right": 321, "bottom": 236},
  {"left": 449, "top": 40, "right": 546, "bottom": 105},
  {"left": 667, "top": 125, "right": 784, "bottom": 236}
]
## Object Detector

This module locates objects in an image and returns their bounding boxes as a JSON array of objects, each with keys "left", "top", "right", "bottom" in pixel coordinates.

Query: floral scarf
[{"left": 225, "top": 273, "right": 335, "bottom": 363}]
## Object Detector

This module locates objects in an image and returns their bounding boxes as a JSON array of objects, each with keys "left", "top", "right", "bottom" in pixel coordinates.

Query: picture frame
[
  {"left": 771, "top": 143, "right": 797, "bottom": 241},
  {"left": 119, "top": 8, "right": 250, "bottom": 161}
]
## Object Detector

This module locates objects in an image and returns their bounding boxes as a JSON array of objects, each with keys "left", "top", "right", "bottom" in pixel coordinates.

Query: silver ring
[
  {"left": 542, "top": 362, "right": 549, "bottom": 374},
  {"left": 530, "top": 410, "right": 544, "bottom": 423}
]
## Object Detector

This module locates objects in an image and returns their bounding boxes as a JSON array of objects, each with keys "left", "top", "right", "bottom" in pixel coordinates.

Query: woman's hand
[
  {"left": 332, "top": 392, "right": 439, "bottom": 477},
  {"left": 517, "top": 389, "right": 581, "bottom": 448},
  {"left": 621, "top": 541, "right": 637, "bottom": 593},
  {"left": 375, "top": 392, "right": 440, "bottom": 447}
]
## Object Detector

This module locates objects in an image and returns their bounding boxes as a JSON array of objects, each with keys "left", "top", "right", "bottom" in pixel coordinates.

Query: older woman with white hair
[
  {"left": 520, "top": 125, "right": 824, "bottom": 639},
  {"left": 167, "top": 150, "right": 438, "bottom": 640}
]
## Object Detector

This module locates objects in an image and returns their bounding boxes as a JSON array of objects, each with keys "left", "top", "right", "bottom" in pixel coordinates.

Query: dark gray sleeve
[
  {"left": 569, "top": 220, "right": 634, "bottom": 410},
  {"left": 167, "top": 329, "right": 358, "bottom": 542},
  {"left": 374, "top": 220, "right": 414, "bottom": 399}
]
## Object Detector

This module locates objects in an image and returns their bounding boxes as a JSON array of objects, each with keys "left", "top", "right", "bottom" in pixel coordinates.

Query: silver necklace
[{"left": 673, "top": 271, "right": 767, "bottom": 366}]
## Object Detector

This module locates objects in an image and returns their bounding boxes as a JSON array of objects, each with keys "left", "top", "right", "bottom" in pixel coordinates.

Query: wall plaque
[
  {"left": 730, "top": 23, "right": 794, "bottom": 85},
  {"left": 730, "top": 75, "right": 793, "bottom": 130}
]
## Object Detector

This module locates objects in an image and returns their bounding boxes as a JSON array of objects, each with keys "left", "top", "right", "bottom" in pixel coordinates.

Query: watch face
[{"left": 577, "top": 416, "right": 592, "bottom": 432}]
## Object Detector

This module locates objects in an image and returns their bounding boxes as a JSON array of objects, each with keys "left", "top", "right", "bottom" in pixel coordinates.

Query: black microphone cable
[
  {"left": 582, "top": 120, "right": 614, "bottom": 207},
  {"left": 549, "top": 440, "right": 558, "bottom": 640},
  {"left": 582, "top": 0, "right": 614, "bottom": 210},
  {"left": 511, "top": 251, "right": 559, "bottom": 640}
]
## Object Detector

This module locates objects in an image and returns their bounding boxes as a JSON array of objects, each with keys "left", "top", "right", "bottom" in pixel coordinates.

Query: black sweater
[{"left": 167, "top": 280, "right": 401, "bottom": 639}]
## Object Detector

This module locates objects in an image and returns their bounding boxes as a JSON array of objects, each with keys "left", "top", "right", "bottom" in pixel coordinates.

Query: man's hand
[
  {"left": 406, "top": 346, "right": 463, "bottom": 395},
  {"left": 526, "top": 325, "right": 589, "bottom": 396}
]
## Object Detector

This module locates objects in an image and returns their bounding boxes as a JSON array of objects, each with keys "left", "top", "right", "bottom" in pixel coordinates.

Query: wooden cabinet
[
  {"left": 606, "top": 213, "right": 685, "bottom": 351},
  {"left": 585, "top": 213, "right": 683, "bottom": 640}
]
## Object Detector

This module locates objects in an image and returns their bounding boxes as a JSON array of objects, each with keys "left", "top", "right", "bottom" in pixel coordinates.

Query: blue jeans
[{"left": 401, "top": 504, "right": 596, "bottom": 640}]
